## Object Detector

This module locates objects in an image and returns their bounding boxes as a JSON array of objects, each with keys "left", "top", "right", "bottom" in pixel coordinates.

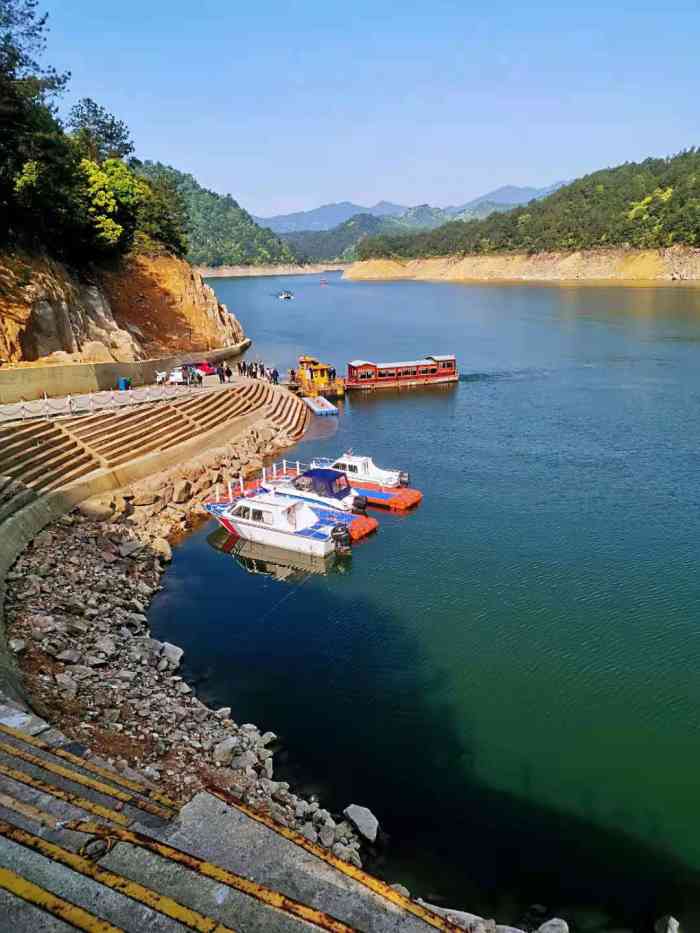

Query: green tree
[{"left": 68, "top": 96, "right": 134, "bottom": 162}]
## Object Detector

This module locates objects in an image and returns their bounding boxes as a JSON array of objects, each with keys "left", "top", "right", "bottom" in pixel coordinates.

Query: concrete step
[
  {"left": 135, "top": 791, "right": 448, "bottom": 933},
  {"left": 3, "top": 441, "right": 83, "bottom": 488},
  {"left": 0, "top": 487, "right": 37, "bottom": 525},
  {"left": 39, "top": 455, "right": 101, "bottom": 493},
  {"left": 0, "top": 435, "right": 77, "bottom": 477},
  {"left": 0, "top": 425, "right": 65, "bottom": 467},
  {"left": 81, "top": 406, "right": 184, "bottom": 450},
  {"left": 0, "top": 698, "right": 454, "bottom": 933},
  {"left": 92, "top": 410, "right": 188, "bottom": 458}
]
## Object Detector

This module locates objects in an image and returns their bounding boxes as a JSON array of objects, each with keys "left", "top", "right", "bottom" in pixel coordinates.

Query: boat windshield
[{"left": 332, "top": 476, "right": 349, "bottom": 494}]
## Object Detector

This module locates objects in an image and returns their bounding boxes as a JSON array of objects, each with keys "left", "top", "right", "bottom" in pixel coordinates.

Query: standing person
[
  {"left": 217, "top": 364, "right": 225, "bottom": 384},
  {"left": 225, "top": 364, "right": 232, "bottom": 383},
  {"left": 272, "top": 368, "right": 279, "bottom": 385}
]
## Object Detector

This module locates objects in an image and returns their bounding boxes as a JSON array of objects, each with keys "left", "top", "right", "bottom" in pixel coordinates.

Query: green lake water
[{"left": 149, "top": 273, "right": 700, "bottom": 931}]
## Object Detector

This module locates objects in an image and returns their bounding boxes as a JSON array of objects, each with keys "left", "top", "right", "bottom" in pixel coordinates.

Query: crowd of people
[{"left": 234, "top": 359, "right": 279, "bottom": 384}]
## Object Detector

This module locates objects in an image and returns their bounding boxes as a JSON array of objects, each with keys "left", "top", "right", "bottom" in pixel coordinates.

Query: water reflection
[{"left": 207, "top": 527, "right": 350, "bottom": 583}]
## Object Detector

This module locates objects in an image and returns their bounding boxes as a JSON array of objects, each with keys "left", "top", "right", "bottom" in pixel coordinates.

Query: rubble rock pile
[{"left": 4, "top": 419, "right": 365, "bottom": 863}]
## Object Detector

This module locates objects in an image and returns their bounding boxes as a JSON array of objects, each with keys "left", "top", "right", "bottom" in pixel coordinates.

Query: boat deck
[{"left": 206, "top": 495, "right": 378, "bottom": 542}]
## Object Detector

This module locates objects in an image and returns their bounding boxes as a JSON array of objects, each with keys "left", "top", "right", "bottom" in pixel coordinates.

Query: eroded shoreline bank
[
  {"left": 198, "top": 262, "right": 349, "bottom": 278},
  {"left": 345, "top": 248, "right": 700, "bottom": 285}
]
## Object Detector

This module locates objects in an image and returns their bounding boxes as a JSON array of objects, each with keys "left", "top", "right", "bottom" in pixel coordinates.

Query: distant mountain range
[
  {"left": 253, "top": 201, "right": 406, "bottom": 233},
  {"left": 255, "top": 183, "right": 567, "bottom": 234},
  {"left": 276, "top": 183, "right": 570, "bottom": 263}
]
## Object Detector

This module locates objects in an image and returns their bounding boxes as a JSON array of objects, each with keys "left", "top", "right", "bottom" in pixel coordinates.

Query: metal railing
[
  {"left": 0, "top": 383, "right": 210, "bottom": 426},
  {"left": 212, "top": 459, "right": 314, "bottom": 504}
]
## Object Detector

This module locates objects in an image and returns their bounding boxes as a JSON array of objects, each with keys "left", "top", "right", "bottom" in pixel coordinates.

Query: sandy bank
[
  {"left": 345, "top": 248, "right": 700, "bottom": 285},
  {"left": 199, "top": 262, "right": 349, "bottom": 278}
]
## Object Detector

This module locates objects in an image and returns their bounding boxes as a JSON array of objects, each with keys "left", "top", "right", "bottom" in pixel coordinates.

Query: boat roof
[
  {"left": 303, "top": 468, "right": 344, "bottom": 481},
  {"left": 238, "top": 493, "right": 296, "bottom": 510},
  {"left": 348, "top": 354, "right": 455, "bottom": 368}
]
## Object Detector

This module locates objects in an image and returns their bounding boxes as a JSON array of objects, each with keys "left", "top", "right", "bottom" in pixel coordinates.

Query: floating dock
[
  {"left": 351, "top": 482, "right": 423, "bottom": 511},
  {"left": 302, "top": 396, "right": 338, "bottom": 416}
]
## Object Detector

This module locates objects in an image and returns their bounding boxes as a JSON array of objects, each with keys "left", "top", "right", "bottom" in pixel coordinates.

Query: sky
[{"left": 44, "top": 0, "right": 700, "bottom": 216}]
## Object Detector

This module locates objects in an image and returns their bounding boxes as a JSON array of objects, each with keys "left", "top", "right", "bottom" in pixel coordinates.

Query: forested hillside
[
  {"left": 280, "top": 201, "right": 523, "bottom": 262},
  {"left": 281, "top": 214, "right": 392, "bottom": 261},
  {"left": 357, "top": 152, "right": 700, "bottom": 260},
  {"left": 137, "top": 163, "right": 296, "bottom": 267},
  {"left": 1, "top": 5, "right": 187, "bottom": 264}
]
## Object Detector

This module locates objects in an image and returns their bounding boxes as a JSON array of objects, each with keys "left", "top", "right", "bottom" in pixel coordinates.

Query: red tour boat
[{"left": 345, "top": 354, "right": 458, "bottom": 390}]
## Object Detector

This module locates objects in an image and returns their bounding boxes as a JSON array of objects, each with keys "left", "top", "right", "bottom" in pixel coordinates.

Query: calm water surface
[{"left": 150, "top": 273, "right": 700, "bottom": 931}]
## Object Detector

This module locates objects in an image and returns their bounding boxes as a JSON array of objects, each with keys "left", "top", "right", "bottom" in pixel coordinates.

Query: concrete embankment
[
  {"left": 0, "top": 338, "right": 250, "bottom": 405},
  {"left": 199, "top": 262, "right": 349, "bottom": 277},
  {"left": 345, "top": 248, "right": 700, "bottom": 285}
]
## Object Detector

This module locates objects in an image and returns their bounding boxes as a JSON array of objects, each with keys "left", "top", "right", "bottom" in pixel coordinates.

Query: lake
[{"left": 149, "top": 272, "right": 700, "bottom": 932}]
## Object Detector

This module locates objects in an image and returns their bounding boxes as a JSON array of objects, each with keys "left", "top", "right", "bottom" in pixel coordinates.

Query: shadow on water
[{"left": 150, "top": 521, "right": 700, "bottom": 933}]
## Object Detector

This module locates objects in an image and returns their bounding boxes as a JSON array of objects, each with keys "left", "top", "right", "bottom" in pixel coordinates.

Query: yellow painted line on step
[
  {"left": 0, "top": 865, "right": 124, "bottom": 933},
  {"left": 0, "top": 760, "right": 130, "bottom": 826},
  {"left": 0, "top": 791, "right": 59, "bottom": 829},
  {"left": 205, "top": 785, "right": 463, "bottom": 932},
  {"left": 66, "top": 821, "right": 357, "bottom": 933},
  {"left": 0, "top": 739, "right": 173, "bottom": 821},
  {"left": 0, "top": 821, "right": 237, "bottom": 933},
  {"left": 0, "top": 722, "right": 180, "bottom": 811}
]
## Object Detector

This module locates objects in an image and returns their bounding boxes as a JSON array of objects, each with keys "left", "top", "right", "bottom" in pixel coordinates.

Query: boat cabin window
[
  {"left": 443, "top": 361, "right": 455, "bottom": 369},
  {"left": 333, "top": 462, "right": 347, "bottom": 472},
  {"left": 419, "top": 367, "right": 430, "bottom": 375},
  {"left": 347, "top": 464, "right": 358, "bottom": 473},
  {"left": 234, "top": 505, "right": 251, "bottom": 519},
  {"left": 378, "top": 369, "right": 396, "bottom": 379},
  {"left": 358, "top": 370, "right": 374, "bottom": 380},
  {"left": 293, "top": 475, "right": 314, "bottom": 491},
  {"left": 251, "top": 509, "right": 273, "bottom": 524}
]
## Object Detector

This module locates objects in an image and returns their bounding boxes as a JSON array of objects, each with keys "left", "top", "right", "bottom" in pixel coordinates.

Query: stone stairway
[
  {"left": 0, "top": 382, "right": 308, "bottom": 525},
  {"left": 0, "top": 697, "right": 460, "bottom": 932}
]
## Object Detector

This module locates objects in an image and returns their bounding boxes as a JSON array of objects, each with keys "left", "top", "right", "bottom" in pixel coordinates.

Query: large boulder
[
  {"left": 343, "top": 804, "right": 379, "bottom": 843},
  {"left": 655, "top": 918, "right": 680, "bottom": 933},
  {"left": 152, "top": 537, "right": 172, "bottom": 562},
  {"left": 78, "top": 498, "right": 114, "bottom": 521},
  {"left": 161, "top": 642, "right": 183, "bottom": 669},
  {"left": 537, "top": 921, "right": 569, "bottom": 933},
  {"left": 172, "top": 479, "right": 192, "bottom": 504}
]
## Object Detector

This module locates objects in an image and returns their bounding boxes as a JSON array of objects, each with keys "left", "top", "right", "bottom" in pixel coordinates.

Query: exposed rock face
[
  {"left": 100, "top": 254, "right": 245, "bottom": 356},
  {"left": 0, "top": 251, "right": 245, "bottom": 365}
]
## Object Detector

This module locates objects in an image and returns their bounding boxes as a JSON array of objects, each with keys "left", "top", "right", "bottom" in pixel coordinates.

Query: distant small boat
[
  {"left": 320, "top": 278, "right": 328, "bottom": 286},
  {"left": 277, "top": 290, "right": 294, "bottom": 300}
]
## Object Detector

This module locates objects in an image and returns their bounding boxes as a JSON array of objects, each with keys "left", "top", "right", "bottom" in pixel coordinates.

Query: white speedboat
[
  {"left": 260, "top": 467, "right": 368, "bottom": 514},
  {"left": 206, "top": 492, "right": 351, "bottom": 556},
  {"left": 311, "top": 453, "right": 409, "bottom": 488}
]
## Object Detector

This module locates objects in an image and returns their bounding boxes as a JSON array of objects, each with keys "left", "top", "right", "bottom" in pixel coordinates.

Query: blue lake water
[{"left": 149, "top": 272, "right": 700, "bottom": 931}]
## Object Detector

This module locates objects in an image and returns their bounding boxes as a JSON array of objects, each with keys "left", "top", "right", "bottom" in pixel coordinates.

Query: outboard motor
[
  {"left": 399, "top": 471, "right": 410, "bottom": 486},
  {"left": 352, "top": 494, "right": 368, "bottom": 513},
  {"left": 331, "top": 524, "right": 352, "bottom": 555}
]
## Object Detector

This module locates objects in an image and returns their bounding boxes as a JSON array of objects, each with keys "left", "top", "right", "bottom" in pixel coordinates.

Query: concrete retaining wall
[
  {"left": 0, "top": 405, "right": 262, "bottom": 703},
  {"left": 0, "top": 339, "right": 251, "bottom": 405}
]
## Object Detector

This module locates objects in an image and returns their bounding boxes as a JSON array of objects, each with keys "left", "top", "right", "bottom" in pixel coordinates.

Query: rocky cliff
[
  {"left": 345, "top": 247, "right": 700, "bottom": 284},
  {"left": 0, "top": 252, "right": 245, "bottom": 366}
]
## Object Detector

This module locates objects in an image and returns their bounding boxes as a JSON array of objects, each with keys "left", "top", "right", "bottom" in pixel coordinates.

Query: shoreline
[
  {"left": 3, "top": 418, "right": 367, "bottom": 867},
  {"left": 345, "top": 248, "right": 700, "bottom": 285},
  {"left": 198, "top": 262, "right": 349, "bottom": 278}
]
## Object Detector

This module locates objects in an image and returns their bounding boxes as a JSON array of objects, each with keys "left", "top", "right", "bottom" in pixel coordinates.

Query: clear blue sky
[{"left": 44, "top": 0, "right": 699, "bottom": 216}]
